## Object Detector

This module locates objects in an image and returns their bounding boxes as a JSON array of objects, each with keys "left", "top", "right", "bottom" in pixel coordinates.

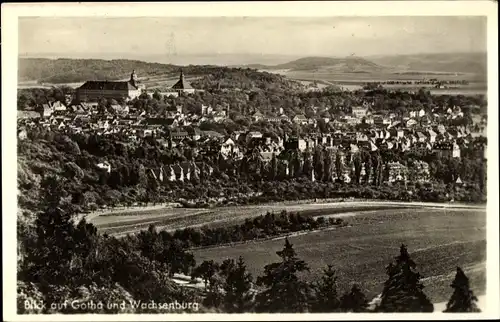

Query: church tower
[
  {"left": 130, "top": 70, "right": 138, "bottom": 87},
  {"left": 171, "top": 69, "right": 194, "bottom": 94},
  {"left": 179, "top": 69, "right": 185, "bottom": 83}
]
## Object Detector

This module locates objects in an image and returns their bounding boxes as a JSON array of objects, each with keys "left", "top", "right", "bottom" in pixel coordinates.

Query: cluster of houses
[
  {"left": 83, "top": 120, "right": 480, "bottom": 186},
  {"left": 288, "top": 103, "right": 482, "bottom": 130},
  {"left": 247, "top": 101, "right": 486, "bottom": 144},
  {"left": 18, "top": 67, "right": 486, "bottom": 187},
  {"left": 18, "top": 91, "right": 486, "bottom": 185}
]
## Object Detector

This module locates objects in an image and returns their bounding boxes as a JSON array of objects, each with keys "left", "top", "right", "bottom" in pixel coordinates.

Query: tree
[
  {"left": 20, "top": 175, "right": 98, "bottom": 287},
  {"left": 339, "top": 284, "right": 369, "bottom": 312},
  {"left": 444, "top": 267, "right": 481, "bottom": 313},
  {"left": 478, "top": 160, "right": 486, "bottom": 193},
  {"left": 269, "top": 153, "right": 278, "bottom": 181},
  {"left": 291, "top": 151, "right": 302, "bottom": 178},
  {"left": 323, "top": 151, "right": 333, "bottom": 182},
  {"left": 377, "top": 244, "right": 434, "bottom": 312},
  {"left": 372, "top": 153, "right": 382, "bottom": 186},
  {"left": 223, "top": 256, "right": 254, "bottom": 313},
  {"left": 310, "top": 265, "right": 340, "bottom": 312},
  {"left": 364, "top": 153, "right": 372, "bottom": 184},
  {"left": 255, "top": 238, "right": 312, "bottom": 313},
  {"left": 313, "top": 148, "right": 324, "bottom": 182},
  {"left": 335, "top": 153, "right": 344, "bottom": 182},
  {"left": 302, "top": 151, "right": 313, "bottom": 179},
  {"left": 204, "top": 272, "right": 224, "bottom": 309},
  {"left": 193, "top": 260, "right": 219, "bottom": 290},
  {"left": 163, "top": 239, "right": 196, "bottom": 277},
  {"left": 353, "top": 153, "right": 362, "bottom": 185},
  {"left": 152, "top": 90, "right": 161, "bottom": 101}
]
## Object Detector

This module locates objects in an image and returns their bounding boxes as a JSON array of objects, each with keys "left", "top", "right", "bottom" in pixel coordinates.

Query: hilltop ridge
[{"left": 244, "top": 52, "right": 487, "bottom": 75}]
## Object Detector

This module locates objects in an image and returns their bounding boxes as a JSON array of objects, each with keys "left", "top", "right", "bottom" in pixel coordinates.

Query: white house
[
  {"left": 96, "top": 162, "right": 111, "bottom": 173},
  {"left": 221, "top": 138, "right": 241, "bottom": 159}
]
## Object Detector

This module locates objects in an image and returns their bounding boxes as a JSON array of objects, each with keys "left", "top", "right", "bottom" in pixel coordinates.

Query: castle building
[{"left": 76, "top": 70, "right": 145, "bottom": 103}]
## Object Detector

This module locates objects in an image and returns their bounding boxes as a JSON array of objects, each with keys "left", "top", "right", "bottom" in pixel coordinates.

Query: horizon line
[{"left": 18, "top": 50, "right": 488, "bottom": 61}]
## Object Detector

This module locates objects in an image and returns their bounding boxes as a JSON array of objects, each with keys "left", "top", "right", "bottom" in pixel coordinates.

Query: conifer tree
[
  {"left": 310, "top": 265, "right": 340, "bottom": 312},
  {"left": 335, "top": 153, "right": 344, "bottom": 182},
  {"left": 353, "top": 153, "right": 363, "bottom": 185},
  {"left": 302, "top": 151, "right": 313, "bottom": 179},
  {"left": 372, "top": 154, "right": 380, "bottom": 186},
  {"left": 377, "top": 244, "right": 434, "bottom": 312},
  {"left": 223, "top": 256, "right": 254, "bottom": 313},
  {"left": 364, "top": 153, "right": 372, "bottom": 184},
  {"left": 313, "top": 148, "right": 324, "bottom": 181},
  {"left": 339, "top": 284, "right": 369, "bottom": 312},
  {"left": 444, "top": 267, "right": 481, "bottom": 313},
  {"left": 255, "top": 238, "right": 312, "bottom": 313},
  {"left": 292, "top": 152, "right": 302, "bottom": 178},
  {"left": 269, "top": 153, "right": 278, "bottom": 181},
  {"left": 323, "top": 151, "right": 333, "bottom": 182}
]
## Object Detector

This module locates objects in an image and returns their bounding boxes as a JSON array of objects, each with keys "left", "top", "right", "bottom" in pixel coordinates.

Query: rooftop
[
  {"left": 79, "top": 81, "right": 138, "bottom": 91},
  {"left": 171, "top": 70, "right": 194, "bottom": 90}
]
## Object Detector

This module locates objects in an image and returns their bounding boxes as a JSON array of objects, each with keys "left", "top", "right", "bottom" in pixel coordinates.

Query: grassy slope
[
  {"left": 91, "top": 203, "right": 443, "bottom": 236},
  {"left": 369, "top": 52, "right": 487, "bottom": 75},
  {"left": 192, "top": 208, "right": 486, "bottom": 303},
  {"left": 273, "top": 56, "right": 387, "bottom": 72}
]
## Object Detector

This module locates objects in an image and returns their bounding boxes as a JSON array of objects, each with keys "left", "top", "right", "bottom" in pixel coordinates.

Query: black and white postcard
[{"left": 2, "top": 1, "right": 498, "bottom": 320}]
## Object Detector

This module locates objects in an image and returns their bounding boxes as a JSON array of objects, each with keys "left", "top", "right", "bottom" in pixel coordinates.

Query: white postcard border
[{"left": 2, "top": 1, "right": 498, "bottom": 321}]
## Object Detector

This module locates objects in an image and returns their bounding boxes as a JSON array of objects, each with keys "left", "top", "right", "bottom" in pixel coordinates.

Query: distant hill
[
  {"left": 18, "top": 58, "right": 227, "bottom": 84},
  {"left": 19, "top": 58, "right": 179, "bottom": 84},
  {"left": 276, "top": 56, "right": 386, "bottom": 72},
  {"left": 19, "top": 52, "right": 487, "bottom": 85},
  {"left": 242, "top": 52, "right": 487, "bottom": 76},
  {"left": 368, "top": 52, "right": 487, "bottom": 75},
  {"left": 244, "top": 56, "right": 388, "bottom": 73},
  {"left": 17, "top": 57, "right": 299, "bottom": 91}
]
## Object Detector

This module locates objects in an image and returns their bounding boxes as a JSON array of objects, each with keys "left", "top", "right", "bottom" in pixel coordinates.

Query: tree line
[{"left": 104, "top": 210, "right": 345, "bottom": 248}]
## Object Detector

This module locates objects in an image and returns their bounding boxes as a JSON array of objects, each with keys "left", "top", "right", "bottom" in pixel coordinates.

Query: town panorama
[{"left": 16, "top": 16, "right": 488, "bottom": 316}]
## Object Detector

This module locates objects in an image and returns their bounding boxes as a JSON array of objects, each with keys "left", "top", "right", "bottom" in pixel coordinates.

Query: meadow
[
  {"left": 192, "top": 207, "right": 486, "bottom": 303},
  {"left": 281, "top": 70, "right": 485, "bottom": 82},
  {"left": 281, "top": 70, "right": 487, "bottom": 96},
  {"left": 91, "top": 202, "right": 439, "bottom": 236}
]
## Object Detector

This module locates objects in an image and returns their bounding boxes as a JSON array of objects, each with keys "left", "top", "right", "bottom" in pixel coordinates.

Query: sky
[{"left": 18, "top": 16, "right": 487, "bottom": 64}]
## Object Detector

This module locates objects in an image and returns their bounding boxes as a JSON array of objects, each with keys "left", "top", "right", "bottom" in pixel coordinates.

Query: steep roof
[
  {"left": 171, "top": 71, "right": 193, "bottom": 90},
  {"left": 144, "top": 118, "right": 177, "bottom": 126},
  {"left": 79, "top": 81, "right": 138, "bottom": 91}
]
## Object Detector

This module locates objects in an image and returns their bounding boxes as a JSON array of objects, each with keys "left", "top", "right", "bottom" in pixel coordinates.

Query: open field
[
  {"left": 89, "top": 201, "right": 487, "bottom": 304},
  {"left": 281, "top": 70, "right": 486, "bottom": 82},
  {"left": 192, "top": 207, "right": 486, "bottom": 304},
  {"left": 89, "top": 201, "right": 484, "bottom": 236},
  {"left": 280, "top": 70, "right": 487, "bottom": 95}
]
